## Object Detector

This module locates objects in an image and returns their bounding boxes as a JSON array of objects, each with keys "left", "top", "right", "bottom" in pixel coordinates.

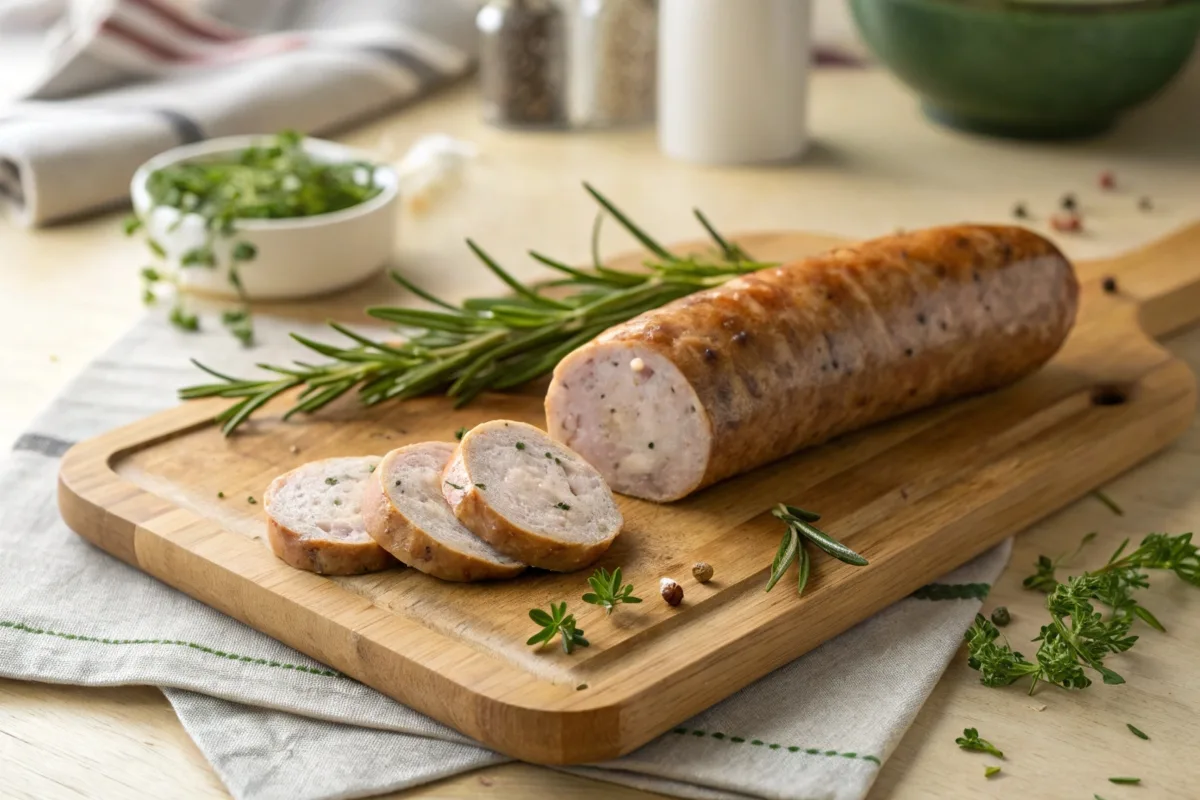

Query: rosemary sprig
[
  {"left": 966, "top": 532, "right": 1198, "bottom": 694},
  {"left": 581, "top": 567, "right": 642, "bottom": 615},
  {"left": 527, "top": 601, "right": 589, "bottom": 654},
  {"left": 765, "top": 504, "right": 868, "bottom": 597},
  {"left": 181, "top": 184, "right": 771, "bottom": 434}
]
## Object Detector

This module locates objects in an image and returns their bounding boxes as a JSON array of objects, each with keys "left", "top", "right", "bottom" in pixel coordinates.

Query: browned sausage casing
[{"left": 544, "top": 225, "right": 1079, "bottom": 502}]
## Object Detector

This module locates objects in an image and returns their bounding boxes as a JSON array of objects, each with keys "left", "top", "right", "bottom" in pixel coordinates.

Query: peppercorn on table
[{"left": 5, "top": 59, "right": 1200, "bottom": 799}]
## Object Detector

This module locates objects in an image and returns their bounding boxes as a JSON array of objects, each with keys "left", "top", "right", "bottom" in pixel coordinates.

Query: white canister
[{"left": 658, "top": 0, "right": 812, "bottom": 164}]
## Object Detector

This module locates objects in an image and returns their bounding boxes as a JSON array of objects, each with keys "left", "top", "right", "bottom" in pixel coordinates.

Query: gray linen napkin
[
  {"left": 0, "top": 313, "right": 1010, "bottom": 800},
  {"left": 0, "top": 0, "right": 477, "bottom": 226}
]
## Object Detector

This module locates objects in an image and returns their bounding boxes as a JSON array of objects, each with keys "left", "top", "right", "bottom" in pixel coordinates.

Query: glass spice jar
[
  {"left": 477, "top": 0, "right": 570, "bottom": 128},
  {"left": 570, "top": 0, "right": 657, "bottom": 128}
]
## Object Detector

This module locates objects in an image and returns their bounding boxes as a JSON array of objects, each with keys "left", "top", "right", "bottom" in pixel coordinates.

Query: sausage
[
  {"left": 362, "top": 442, "right": 526, "bottom": 582},
  {"left": 442, "top": 420, "right": 623, "bottom": 571},
  {"left": 264, "top": 456, "right": 397, "bottom": 574},
  {"left": 544, "top": 225, "right": 1079, "bottom": 502}
]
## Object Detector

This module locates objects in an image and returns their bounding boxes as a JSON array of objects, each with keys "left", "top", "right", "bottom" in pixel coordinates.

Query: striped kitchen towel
[{"left": 0, "top": 0, "right": 477, "bottom": 227}]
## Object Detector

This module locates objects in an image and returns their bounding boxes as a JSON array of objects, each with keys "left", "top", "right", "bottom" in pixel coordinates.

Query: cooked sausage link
[{"left": 545, "top": 225, "right": 1079, "bottom": 502}]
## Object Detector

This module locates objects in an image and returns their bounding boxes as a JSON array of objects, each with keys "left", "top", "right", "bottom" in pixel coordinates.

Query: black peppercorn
[
  {"left": 1012, "top": 202, "right": 1028, "bottom": 219},
  {"left": 1102, "top": 276, "right": 1118, "bottom": 294},
  {"left": 1060, "top": 193, "right": 1077, "bottom": 211}
]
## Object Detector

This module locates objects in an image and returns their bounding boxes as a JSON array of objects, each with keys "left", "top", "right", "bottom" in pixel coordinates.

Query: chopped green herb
[
  {"left": 247, "top": 496, "right": 257, "bottom": 505},
  {"left": 516, "top": 442, "right": 526, "bottom": 450},
  {"left": 232, "top": 241, "right": 258, "bottom": 261},
  {"left": 544, "top": 452, "right": 552, "bottom": 459},
  {"left": 576, "top": 683, "right": 588, "bottom": 690},
  {"left": 1092, "top": 489, "right": 1124, "bottom": 517},
  {"left": 554, "top": 457, "right": 562, "bottom": 465},
  {"left": 475, "top": 483, "right": 487, "bottom": 490},
  {"left": 527, "top": 601, "right": 589, "bottom": 654},
  {"left": 984, "top": 766, "right": 1001, "bottom": 778},
  {"left": 1023, "top": 531, "right": 1096, "bottom": 593},
  {"left": 581, "top": 567, "right": 642, "bottom": 615},
  {"left": 445, "top": 481, "right": 464, "bottom": 491},
  {"left": 217, "top": 491, "right": 225, "bottom": 499},
  {"left": 168, "top": 304, "right": 200, "bottom": 332},
  {"left": 969, "top": 532, "right": 1199, "bottom": 694},
  {"left": 1126, "top": 723, "right": 1148, "bottom": 740},
  {"left": 455, "top": 426, "right": 468, "bottom": 440},
  {"left": 1108, "top": 777, "right": 1140, "bottom": 785},
  {"left": 333, "top": 499, "right": 341, "bottom": 506},
  {"left": 556, "top": 502, "right": 571, "bottom": 511},
  {"left": 123, "top": 215, "right": 143, "bottom": 236},
  {"left": 368, "top": 464, "right": 375, "bottom": 473},
  {"left": 325, "top": 477, "right": 338, "bottom": 486},
  {"left": 955, "top": 728, "right": 1004, "bottom": 759}
]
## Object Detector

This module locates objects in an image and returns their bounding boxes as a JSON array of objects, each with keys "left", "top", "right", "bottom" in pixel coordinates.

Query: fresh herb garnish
[
  {"left": 956, "top": 728, "right": 1004, "bottom": 758},
  {"left": 967, "top": 533, "right": 1198, "bottom": 693},
  {"left": 1126, "top": 723, "right": 1148, "bottom": 740},
  {"left": 556, "top": 501, "right": 571, "bottom": 511},
  {"left": 128, "top": 130, "right": 381, "bottom": 344},
  {"left": 515, "top": 442, "right": 526, "bottom": 451},
  {"left": 455, "top": 426, "right": 468, "bottom": 440},
  {"left": 180, "top": 184, "right": 774, "bottom": 434},
  {"left": 1108, "top": 777, "right": 1140, "bottom": 785},
  {"left": 1023, "top": 531, "right": 1096, "bottom": 593},
  {"left": 766, "top": 504, "right": 867, "bottom": 597},
  {"left": 325, "top": 477, "right": 338, "bottom": 486},
  {"left": 247, "top": 496, "right": 256, "bottom": 505},
  {"left": 581, "top": 567, "right": 642, "bottom": 615},
  {"left": 984, "top": 766, "right": 1001, "bottom": 778},
  {"left": 527, "top": 602, "right": 589, "bottom": 654},
  {"left": 475, "top": 483, "right": 487, "bottom": 490},
  {"left": 445, "top": 481, "right": 464, "bottom": 491},
  {"left": 217, "top": 491, "right": 225, "bottom": 499},
  {"left": 1091, "top": 489, "right": 1124, "bottom": 516}
]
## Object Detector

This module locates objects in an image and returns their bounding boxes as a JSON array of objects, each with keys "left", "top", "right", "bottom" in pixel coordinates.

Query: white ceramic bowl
[{"left": 130, "top": 135, "right": 399, "bottom": 301}]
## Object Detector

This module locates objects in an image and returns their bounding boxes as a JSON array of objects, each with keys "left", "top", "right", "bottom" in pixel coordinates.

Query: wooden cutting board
[{"left": 57, "top": 223, "right": 1200, "bottom": 766}]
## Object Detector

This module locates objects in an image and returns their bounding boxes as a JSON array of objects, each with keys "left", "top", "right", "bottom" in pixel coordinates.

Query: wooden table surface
[{"left": 5, "top": 60, "right": 1200, "bottom": 799}]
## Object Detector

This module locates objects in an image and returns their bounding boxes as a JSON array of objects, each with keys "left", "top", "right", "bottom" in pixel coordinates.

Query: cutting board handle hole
[{"left": 1091, "top": 384, "right": 1130, "bottom": 407}]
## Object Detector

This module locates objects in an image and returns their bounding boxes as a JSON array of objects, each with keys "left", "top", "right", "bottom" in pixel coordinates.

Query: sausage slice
[
  {"left": 362, "top": 442, "right": 526, "bottom": 582},
  {"left": 441, "top": 420, "right": 623, "bottom": 572},
  {"left": 546, "top": 225, "right": 1079, "bottom": 501},
  {"left": 264, "top": 456, "right": 396, "bottom": 575}
]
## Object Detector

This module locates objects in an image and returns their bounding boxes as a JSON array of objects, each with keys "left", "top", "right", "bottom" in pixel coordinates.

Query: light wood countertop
[{"left": 4, "top": 60, "right": 1200, "bottom": 799}]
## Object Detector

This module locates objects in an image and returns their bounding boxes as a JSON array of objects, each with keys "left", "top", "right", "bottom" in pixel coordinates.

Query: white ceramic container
[
  {"left": 130, "top": 135, "right": 399, "bottom": 301},
  {"left": 657, "top": 0, "right": 813, "bottom": 164}
]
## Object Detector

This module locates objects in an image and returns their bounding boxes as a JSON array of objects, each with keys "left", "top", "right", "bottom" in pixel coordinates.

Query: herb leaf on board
[
  {"left": 581, "top": 567, "right": 643, "bottom": 615},
  {"left": 765, "top": 504, "right": 868, "bottom": 597},
  {"left": 527, "top": 601, "right": 589, "bottom": 654}
]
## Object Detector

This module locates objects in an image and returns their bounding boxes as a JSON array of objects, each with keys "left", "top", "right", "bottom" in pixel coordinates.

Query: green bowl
[{"left": 849, "top": 0, "right": 1200, "bottom": 139}]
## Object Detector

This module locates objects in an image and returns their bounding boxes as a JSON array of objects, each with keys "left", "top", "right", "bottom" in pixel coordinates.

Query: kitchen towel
[
  {"left": 0, "top": 311, "right": 1012, "bottom": 800},
  {"left": 0, "top": 0, "right": 477, "bottom": 227}
]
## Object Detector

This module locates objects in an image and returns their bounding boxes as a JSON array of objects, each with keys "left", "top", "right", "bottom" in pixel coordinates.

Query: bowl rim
[
  {"left": 871, "top": 0, "right": 1200, "bottom": 21},
  {"left": 129, "top": 134, "right": 399, "bottom": 232}
]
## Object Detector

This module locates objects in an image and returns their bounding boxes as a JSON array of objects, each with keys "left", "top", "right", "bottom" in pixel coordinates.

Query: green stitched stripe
[
  {"left": 0, "top": 620, "right": 343, "bottom": 678},
  {"left": 910, "top": 582, "right": 990, "bottom": 601},
  {"left": 671, "top": 728, "right": 881, "bottom": 766}
]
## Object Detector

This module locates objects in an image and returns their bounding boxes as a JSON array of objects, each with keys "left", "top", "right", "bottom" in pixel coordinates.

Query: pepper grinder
[{"left": 477, "top": 0, "right": 570, "bottom": 128}]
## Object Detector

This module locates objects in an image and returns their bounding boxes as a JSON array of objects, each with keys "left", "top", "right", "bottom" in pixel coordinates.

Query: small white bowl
[{"left": 130, "top": 135, "right": 399, "bottom": 301}]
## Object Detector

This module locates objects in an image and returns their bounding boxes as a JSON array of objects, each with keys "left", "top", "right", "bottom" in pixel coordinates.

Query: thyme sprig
[
  {"left": 766, "top": 504, "right": 869, "bottom": 597},
  {"left": 966, "top": 533, "right": 1198, "bottom": 694},
  {"left": 181, "top": 184, "right": 771, "bottom": 434},
  {"left": 581, "top": 567, "right": 642, "bottom": 615},
  {"left": 527, "top": 601, "right": 589, "bottom": 654}
]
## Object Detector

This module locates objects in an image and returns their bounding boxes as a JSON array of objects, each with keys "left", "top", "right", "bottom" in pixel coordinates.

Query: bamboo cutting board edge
[{"left": 57, "top": 223, "right": 1200, "bottom": 764}]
